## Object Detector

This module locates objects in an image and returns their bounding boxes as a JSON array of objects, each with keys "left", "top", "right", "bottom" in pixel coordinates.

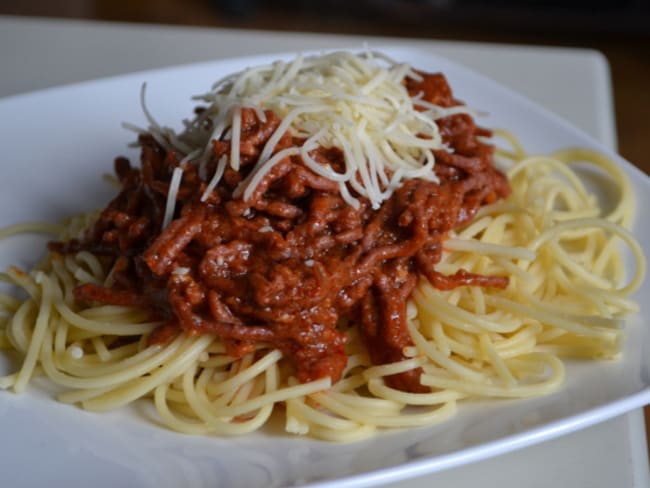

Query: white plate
[{"left": 0, "top": 47, "right": 648, "bottom": 488}]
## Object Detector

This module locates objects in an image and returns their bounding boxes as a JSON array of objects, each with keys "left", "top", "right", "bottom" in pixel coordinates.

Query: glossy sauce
[{"left": 52, "top": 73, "right": 510, "bottom": 392}]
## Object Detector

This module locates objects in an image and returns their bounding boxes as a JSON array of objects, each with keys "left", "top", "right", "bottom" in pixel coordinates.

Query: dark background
[
  {"left": 1, "top": 0, "right": 649, "bottom": 174},
  {"left": 2, "top": 0, "right": 650, "bottom": 449}
]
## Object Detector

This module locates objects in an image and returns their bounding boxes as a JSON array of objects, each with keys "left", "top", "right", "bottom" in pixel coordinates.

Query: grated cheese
[
  {"left": 200, "top": 154, "right": 228, "bottom": 202},
  {"left": 68, "top": 345, "right": 84, "bottom": 360},
  {"left": 161, "top": 166, "right": 184, "bottom": 230},
  {"left": 137, "top": 50, "right": 475, "bottom": 210}
]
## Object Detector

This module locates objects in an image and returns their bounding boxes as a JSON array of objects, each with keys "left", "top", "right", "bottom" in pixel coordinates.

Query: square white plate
[{"left": 0, "top": 46, "right": 648, "bottom": 488}]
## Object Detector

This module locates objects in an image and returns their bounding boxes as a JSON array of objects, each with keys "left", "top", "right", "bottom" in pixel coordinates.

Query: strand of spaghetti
[
  {"left": 455, "top": 215, "right": 493, "bottom": 240},
  {"left": 1, "top": 301, "right": 37, "bottom": 372},
  {"left": 51, "top": 258, "right": 77, "bottom": 303},
  {"left": 199, "top": 352, "right": 238, "bottom": 368},
  {"left": 232, "top": 359, "right": 272, "bottom": 411},
  {"left": 522, "top": 270, "right": 633, "bottom": 319},
  {"left": 311, "top": 391, "right": 457, "bottom": 427},
  {"left": 208, "top": 361, "right": 256, "bottom": 410},
  {"left": 421, "top": 353, "right": 564, "bottom": 397},
  {"left": 552, "top": 335, "right": 620, "bottom": 355},
  {"left": 191, "top": 375, "right": 332, "bottom": 420},
  {"left": 551, "top": 148, "right": 634, "bottom": 227},
  {"left": 325, "top": 389, "right": 404, "bottom": 415},
  {"left": 285, "top": 406, "right": 318, "bottom": 436},
  {"left": 12, "top": 272, "right": 53, "bottom": 392},
  {"left": 90, "top": 336, "right": 111, "bottom": 361},
  {"left": 418, "top": 320, "right": 448, "bottom": 357},
  {"left": 545, "top": 240, "right": 617, "bottom": 290},
  {"left": 79, "top": 335, "right": 214, "bottom": 410},
  {"left": 330, "top": 373, "right": 368, "bottom": 393},
  {"left": 216, "top": 377, "right": 331, "bottom": 418},
  {"left": 504, "top": 357, "right": 547, "bottom": 377},
  {"left": 286, "top": 397, "right": 380, "bottom": 441},
  {"left": 593, "top": 237, "right": 623, "bottom": 277},
  {"left": 483, "top": 295, "right": 619, "bottom": 340},
  {"left": 414, "top": 284, "right": 523, "bottom": 334},
  {"left": 181, "top": 362, "right": 275, "bottom": 434},
  {"left": 367, "top": 378, "right": 465, "bottom": 405},
  {"left": 340, "top": 351, "right": 372, "bottom": 375},
  {"left": 470, "top": 286, "right": 487, "bottom": 315},
  {"left": 427, "top": 329, "right": 473, "bottom": 360},
  {"left": 52, "top": 316, "right": 69, "bottom": 358},
  {"left": 239, "top": 370, "right": 267, "bottom": 405},
  {"left": 204, "top": 349, "right": 282, "bottom": 396},
  {"left": 405, "top": 316, "right": 487, "bottom": 382},
  {"left": 528, "top": 218, "right": 645, "bottom": 295},
  {"left": 72, "top": 267, "right": 101, "bottom": 286},
  {"left": 538, "top": 177, "right": 594, "bottom": 213},
  {"left": 508, "top": 156, "right": 591, "bottom": 201},
  {"left": 78, "top": 305, "right": 150, "bottom": 322},
  {"left": 479, "top": 334, "right": 516, "bottom": 387},
  {"left": 54, "top": 300, "right": 159, "bottom": 335},
  {"left": 73, "top": 251, "right": 105, "bottom": 280},
  {"left": 0, "top": 369, "right": 18, "bottom": 388},
  {"left": 5, "top": 299, "right": 36, "bottom": 354},
  {"left": 2, "top": 267, "right": 41, "bottom": 301},
  {"left": 307, "top": 423, "right": 377, "bottom": 442},
  {"left": 493, "top": 323, "right": 542, "bottom": 353},
  {"left": 444, "top": 238, "right": 535, "bottom": 261},
  {"left": 492, "top": 129, "right": 527, "bottom": 161},
  {"left": 194, "top": 365, "right": 217, "bottom": 398},
  {"left": 154, "top": 383, "right": 213, "bottom": 435},
  {"left": 230, "top": 372, "right": 266, "bottom": 409},
  {"left": 41, "top": 334, "right": 186, "bottom": 389},
  {"left": 58, "top": 343, "right": 142, "bottom": 375},
  {"left": 362, "top": 357, "right": 426, "bottom": 379},
  {"left": 475, "top": 214, "right": 514, "bottom": 243},
  {"left": 549, "top": 207, "right": 600, "bottom": 222},
  {"left": 0, "top": 221, "right": 64, "bottom": 239},
  {"left": 287, "top": 395, "right": 362, "bottom": 431}
]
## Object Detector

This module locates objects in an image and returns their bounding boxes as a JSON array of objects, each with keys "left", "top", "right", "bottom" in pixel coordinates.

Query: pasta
[{"left": 0, "top": 51, "right": 645, "bottom": 442}]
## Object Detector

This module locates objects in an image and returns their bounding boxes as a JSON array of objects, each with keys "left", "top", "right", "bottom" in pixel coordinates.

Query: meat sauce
[{"left": 51, "top": 72, "right": 510, "bottom": 393}]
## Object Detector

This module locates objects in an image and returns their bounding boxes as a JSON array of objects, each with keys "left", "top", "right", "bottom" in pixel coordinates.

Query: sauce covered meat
[{"left": 51, "top": 72, "right": 510, "bottom": 393}]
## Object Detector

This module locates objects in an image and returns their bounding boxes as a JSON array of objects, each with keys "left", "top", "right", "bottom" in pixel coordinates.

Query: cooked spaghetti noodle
[{"left": 0, "top": 51, "right": 645, "bottom": 442}]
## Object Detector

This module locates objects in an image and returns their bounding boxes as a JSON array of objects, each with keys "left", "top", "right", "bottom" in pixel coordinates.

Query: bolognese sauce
[{"left": 50, "top": 72, "right": 510, "bottom": 393}]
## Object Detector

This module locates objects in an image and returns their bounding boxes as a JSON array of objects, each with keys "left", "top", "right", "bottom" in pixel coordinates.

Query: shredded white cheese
[
  {"left": 137, "top": 50, "right": 477, "bottom": 210},
  {"left": 200, "top": 154, "right": 228, "bottom": 202},
  {"left": 161, "top": 166, "right": 184, "bottom": 230},
  {"left": 68, "top": 345, "right": 84, "bottom": 360}
]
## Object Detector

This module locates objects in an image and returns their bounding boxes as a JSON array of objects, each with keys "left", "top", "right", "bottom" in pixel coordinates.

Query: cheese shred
[{"left": 139, "top": 51, "right": 478, "bottom": 209}]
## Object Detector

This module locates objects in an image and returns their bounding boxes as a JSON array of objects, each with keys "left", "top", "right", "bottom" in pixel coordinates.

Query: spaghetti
[{"left": 0, "top": 51, "right": 645, "bottom": 442}]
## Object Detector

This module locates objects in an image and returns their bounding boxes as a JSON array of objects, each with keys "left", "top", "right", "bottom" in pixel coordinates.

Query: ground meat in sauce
[{"left": 50, "top": 72, "right": 510, "bottom": 393}]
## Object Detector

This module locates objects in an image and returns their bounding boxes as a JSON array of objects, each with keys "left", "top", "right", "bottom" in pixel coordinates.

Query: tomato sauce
[{"left": 51, "top": 73, "right": 509, "bottom": 393}]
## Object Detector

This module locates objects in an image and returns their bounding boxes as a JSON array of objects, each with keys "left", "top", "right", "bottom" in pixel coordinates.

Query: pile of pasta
[{"left": 0, "top": 133, "right": 645, "bottom": 442}]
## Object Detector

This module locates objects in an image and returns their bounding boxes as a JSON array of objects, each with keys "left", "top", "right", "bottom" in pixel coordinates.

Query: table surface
[{"left": 0, "top": 16, "right": 648, "bottom": 488}]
